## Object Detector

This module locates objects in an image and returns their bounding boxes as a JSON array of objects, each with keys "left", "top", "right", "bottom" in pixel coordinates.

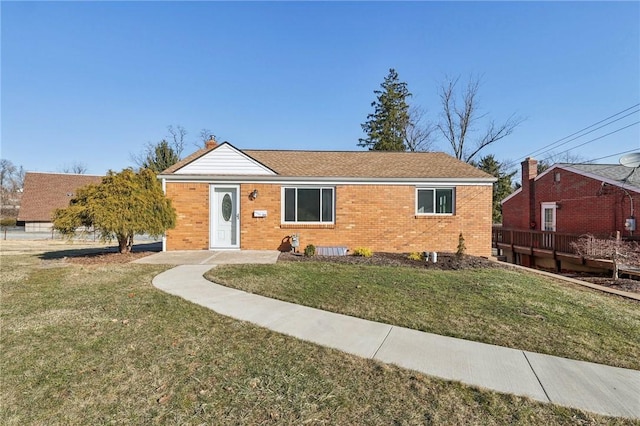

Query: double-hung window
[
  {"left": 283, "top": 187, "right": 334, "bottom": 223},
  {"left": 416, "top": 188, "right": 454, "bottom": 214}
]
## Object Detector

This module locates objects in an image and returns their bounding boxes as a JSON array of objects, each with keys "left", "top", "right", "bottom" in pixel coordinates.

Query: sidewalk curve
[{"left": 153, "top": 265, "right": 640, "bottom": 419}]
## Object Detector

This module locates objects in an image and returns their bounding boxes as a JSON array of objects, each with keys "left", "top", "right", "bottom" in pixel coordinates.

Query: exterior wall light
[{"left": 250, "top": 189, "right": 259, "bottom": 200}]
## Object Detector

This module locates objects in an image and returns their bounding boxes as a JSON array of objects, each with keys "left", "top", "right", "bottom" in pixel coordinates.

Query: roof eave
[{"left": 158, "top": 174, "right": 496, "bottom": 184}]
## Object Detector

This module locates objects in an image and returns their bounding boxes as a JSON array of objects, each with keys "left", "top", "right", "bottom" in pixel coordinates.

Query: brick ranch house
[
  {"left": 158, "top": 141, "right": 496, "bottom": 257},
  {"left": 498, "top": 157, "right": 639, "bottom": 271},
  {"left": 17, "top": 172, "right": 103, "bottom": 232}
]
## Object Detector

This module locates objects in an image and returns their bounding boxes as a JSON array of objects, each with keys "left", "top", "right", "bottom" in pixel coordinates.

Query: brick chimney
[
  {"left": 521, "top": 157, "right": 538, "bottom": 229},
  {"left": 205, "top": 135, "right": 218, "bottom": 150}
]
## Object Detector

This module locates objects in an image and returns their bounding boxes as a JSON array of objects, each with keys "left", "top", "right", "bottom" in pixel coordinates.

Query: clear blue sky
[{"left": 2, "top": 1, "right": 639, "bottom": 175}]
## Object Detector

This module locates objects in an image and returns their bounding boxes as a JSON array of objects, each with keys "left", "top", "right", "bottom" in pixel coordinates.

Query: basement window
[
  {"left": 416, "top": 188, "right": 454, "bottom": 215},
  {"left": 282, "top": 187, "right": 334, "bottom": 223}
]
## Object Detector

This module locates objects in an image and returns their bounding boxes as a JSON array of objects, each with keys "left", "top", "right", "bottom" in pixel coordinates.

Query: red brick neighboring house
[
  {"left": 158, "top": 141, "right": 496, "bottom": 257},
  {"left": 503, "top": 158, "right": 639, "bottom": 236},
  {"left": 18, "top": 172, "right": 103, "bottom": 232},
  {"left": 499, "top": 158, "right": 639, "bottom": 271}
]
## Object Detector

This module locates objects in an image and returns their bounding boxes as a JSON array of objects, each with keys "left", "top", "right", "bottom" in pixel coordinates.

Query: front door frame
[{"left": 209, "top": 184, "right": 240, "bottom": 250}]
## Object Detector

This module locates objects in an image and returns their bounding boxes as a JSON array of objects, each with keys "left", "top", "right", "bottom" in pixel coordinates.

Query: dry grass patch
[{"left": 1, "top": 254, "right": 636, "bottom": 424}]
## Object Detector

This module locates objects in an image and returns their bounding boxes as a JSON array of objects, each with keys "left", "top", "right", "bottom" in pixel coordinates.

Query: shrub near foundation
[{"left": 352, "top": 247, "right": 373, "bottom": 257}]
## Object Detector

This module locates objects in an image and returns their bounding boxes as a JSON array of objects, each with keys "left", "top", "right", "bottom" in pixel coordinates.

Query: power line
[
  {"left": 525, "top": 109, "right": 639, "bottom": 160},
  {"left": 549, "top": 121, "right": 639, "bottom": 158},
  {"left": 517, "top": 103, "right": 640, "bottom": 161},
  {"left": 584, "top": 148, "right": 640, "bottom": 164}
]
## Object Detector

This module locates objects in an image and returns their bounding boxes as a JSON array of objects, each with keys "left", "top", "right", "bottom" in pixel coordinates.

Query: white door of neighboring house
[
  {"left": 210, "top": 185, "right": 239, "bottom": 249},
  {"left": 541, "top": 202, "right": 556, "bottom": 249}
]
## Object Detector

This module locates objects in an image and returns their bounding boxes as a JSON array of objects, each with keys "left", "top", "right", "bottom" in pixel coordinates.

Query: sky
[{"left": 2, "top": 1, "right": 639, "bottom": 176}]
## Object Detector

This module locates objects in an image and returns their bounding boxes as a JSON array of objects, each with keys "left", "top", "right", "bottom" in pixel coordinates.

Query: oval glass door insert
[{"left": 222, "top": 194, "right": 232, "bottom": 221}]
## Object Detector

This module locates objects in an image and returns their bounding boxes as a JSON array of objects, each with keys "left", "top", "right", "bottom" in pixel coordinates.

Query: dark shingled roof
[
  {"left": 565, "top": 164, "right": 640, "bottom": 190},
  {"left": 18, "top": 172, "right": 103, "bottom": 222},
  {"left": 163, "top": 144, "right": 493, "bottom": 180}
]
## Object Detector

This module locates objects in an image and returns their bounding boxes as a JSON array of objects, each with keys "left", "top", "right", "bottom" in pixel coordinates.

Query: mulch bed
[
  {"left": 279, "top": 251, "right": 640, "bottom": 295},
  {"left": 279, "top": 251, "right": 505, "bottom": 270}
]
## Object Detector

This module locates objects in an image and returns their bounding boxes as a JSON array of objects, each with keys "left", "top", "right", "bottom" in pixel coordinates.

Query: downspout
[
  {"left": 601, "top": 182, "right": 635, "bottom": 236},
  {"left": 619, "top": 186, "right": 635, "bottom": 236}
]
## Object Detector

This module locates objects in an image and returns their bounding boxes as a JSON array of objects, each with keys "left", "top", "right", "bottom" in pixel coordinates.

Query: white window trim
[
  {"left": 281, "top": 186, "right": 335, "bottom": 224},
  {"left": 415, "top": 187, "right": 455, "bottom": 215}
]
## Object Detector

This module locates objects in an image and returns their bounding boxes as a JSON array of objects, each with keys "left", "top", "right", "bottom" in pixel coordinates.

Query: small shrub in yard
[
  {"left": 352, "top": 247, "right": 373, "bottom": 257},
  {"left": 456, "top": 232, "right": 466, "bottom": 257},
  {"left": 407, "top": 252, "right": 424, "bottom": 261},
  {"left": 304, "top": 244, "right": 316, "bottom": 257}
]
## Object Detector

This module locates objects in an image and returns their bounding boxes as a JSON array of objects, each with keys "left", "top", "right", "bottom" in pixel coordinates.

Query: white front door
[{"left": 210, "top": 186, "right": 239, "bottom": 249}]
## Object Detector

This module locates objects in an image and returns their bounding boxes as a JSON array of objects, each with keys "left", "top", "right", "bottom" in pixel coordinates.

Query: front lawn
[
  {"left": 205, "top": 262, "right": 640, "bottom": 370},
  {"left": 1, "top": 254, "right": 634, "bottom": 424}
]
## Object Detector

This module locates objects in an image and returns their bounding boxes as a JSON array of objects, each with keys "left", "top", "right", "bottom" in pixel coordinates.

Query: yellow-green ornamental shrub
[
  {"left": 52, "top": 168, "right": 176, "bottom": 253},
  {"left": 407, "top": 252, "right": 424, "bottom": 261},
  {"left": 352, "top": 247, "right": 373, "bottom": 257}
]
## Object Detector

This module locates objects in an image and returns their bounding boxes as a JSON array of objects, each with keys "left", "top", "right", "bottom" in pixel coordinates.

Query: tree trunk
[{"left": 117, "top": 234, "right": 132, "bottom": 254}]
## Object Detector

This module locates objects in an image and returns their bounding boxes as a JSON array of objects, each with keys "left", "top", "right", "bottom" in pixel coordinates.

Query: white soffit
[{"left": 175, "top": 143, "right": 276, "bottom": 175}]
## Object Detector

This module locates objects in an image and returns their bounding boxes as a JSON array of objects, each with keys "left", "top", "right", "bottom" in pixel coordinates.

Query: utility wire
[
  {"left": 549, "top": 121, "right": 639, "bottom": 158},
  {"left": 524, "top": 109, "right": 639, "bottom": 160},
  {"left": 517, "top": 103, "right": 640, "bottom": 161},
  {"left": 584, "top": 148, "right": 640, "bottom": 164}
]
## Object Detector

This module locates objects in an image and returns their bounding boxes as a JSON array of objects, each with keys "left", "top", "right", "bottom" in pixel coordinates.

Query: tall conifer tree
[{"left": 359, "top": 69, "right": 411, "bottom": 151}]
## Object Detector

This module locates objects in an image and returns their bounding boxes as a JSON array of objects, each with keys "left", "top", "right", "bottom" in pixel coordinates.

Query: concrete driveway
[{"left": 133, "top": 250, "right": 280, "bottom": 265}]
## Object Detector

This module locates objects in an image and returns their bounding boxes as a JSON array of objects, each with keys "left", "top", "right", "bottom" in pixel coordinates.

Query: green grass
[
  {"left": 206, "top": 262, "right": 640, "bottom": 370},
  {"left": 2, "top": 255, "right": 636, "bottom": 424}
]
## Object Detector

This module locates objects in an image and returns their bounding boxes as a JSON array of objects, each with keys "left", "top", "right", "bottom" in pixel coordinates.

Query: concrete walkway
[{"left": 152, "top": 263, "right": 640, "bottom": 419}]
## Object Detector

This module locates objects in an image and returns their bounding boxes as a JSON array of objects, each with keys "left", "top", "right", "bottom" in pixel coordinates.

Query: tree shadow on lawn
[{"left": 38, "top": 242, "right": 162, "bottom": 262}]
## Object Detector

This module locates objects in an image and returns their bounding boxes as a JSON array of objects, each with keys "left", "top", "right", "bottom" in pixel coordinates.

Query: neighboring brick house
[
  {"left": 502, "top": 158, "right": 639, "bottom": 237},
  {"left": 159, "top": 141, "right": 496, "bottom": 257},
  {"left": 18, "top": 172, "right": 103, "bottom": 232}
]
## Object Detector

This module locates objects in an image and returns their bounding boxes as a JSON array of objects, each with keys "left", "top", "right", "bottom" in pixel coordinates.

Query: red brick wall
[
  {"left": 535, "top": 169, "right": 637, "bottom": 237},
  {"left": 503, "top": 158, "right": 537, "bottom": 230},
  {"left": 503, "top": 168, "right": 638, "bottom": 238},
  {"left": 502, "top": 190, "right": 531, "bottom": 230},
  {"left": 166, "top": 182, "right": 494, "bottom": 256}
]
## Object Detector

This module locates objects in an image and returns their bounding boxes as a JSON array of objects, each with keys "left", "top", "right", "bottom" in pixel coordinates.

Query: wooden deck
[{"left": 491, "top": 227, "right": 639, "bottom": 276}]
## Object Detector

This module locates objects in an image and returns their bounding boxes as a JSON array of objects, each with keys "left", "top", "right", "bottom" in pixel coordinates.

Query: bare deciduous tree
[
  {"left": 1, "top": 159, "right": 24, "bottom": 218},
  {"left": 404, "top": 106, "right": 436, "bottom": 152},
  {"left": 60, "top": 162, "right": 88, "bottom": 174},
  {"left": 571, "top": 234, "right": 640, "bottom": 280},
  {"left": 0, "top": 159, "right": 17, "bottom": 191},
  {"left": 131, "top": 124, "right": 191, "bottom": 170},
  {"left": 437, "top": 76, "right": 524, "bottom": 164},
  {"left": 166, "top": 125, "right": 187, "bottom": 158},
  {"left": 537, "top": 151, "right": 587, "bottom": 174},
  {"left": 198, "top": 129, "right": 216, "bottom": 148}
]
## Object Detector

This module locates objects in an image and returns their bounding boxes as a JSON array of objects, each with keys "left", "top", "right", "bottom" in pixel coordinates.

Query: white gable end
[{"left": 175, "top": 144, "right": 276, "bottom": 175}]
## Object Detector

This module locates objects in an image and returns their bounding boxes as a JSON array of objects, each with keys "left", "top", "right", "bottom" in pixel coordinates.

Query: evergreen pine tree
[
  {"left": 359, "top": 69, "right": 411, "bottom": 151},
  {"left": 476, "top": 155, "right": 516, "bottom": 223}
]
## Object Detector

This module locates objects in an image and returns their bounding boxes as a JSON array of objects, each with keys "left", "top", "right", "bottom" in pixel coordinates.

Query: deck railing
[{"left": 492, "top": 227, "right": 582, "bottom": 254}]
